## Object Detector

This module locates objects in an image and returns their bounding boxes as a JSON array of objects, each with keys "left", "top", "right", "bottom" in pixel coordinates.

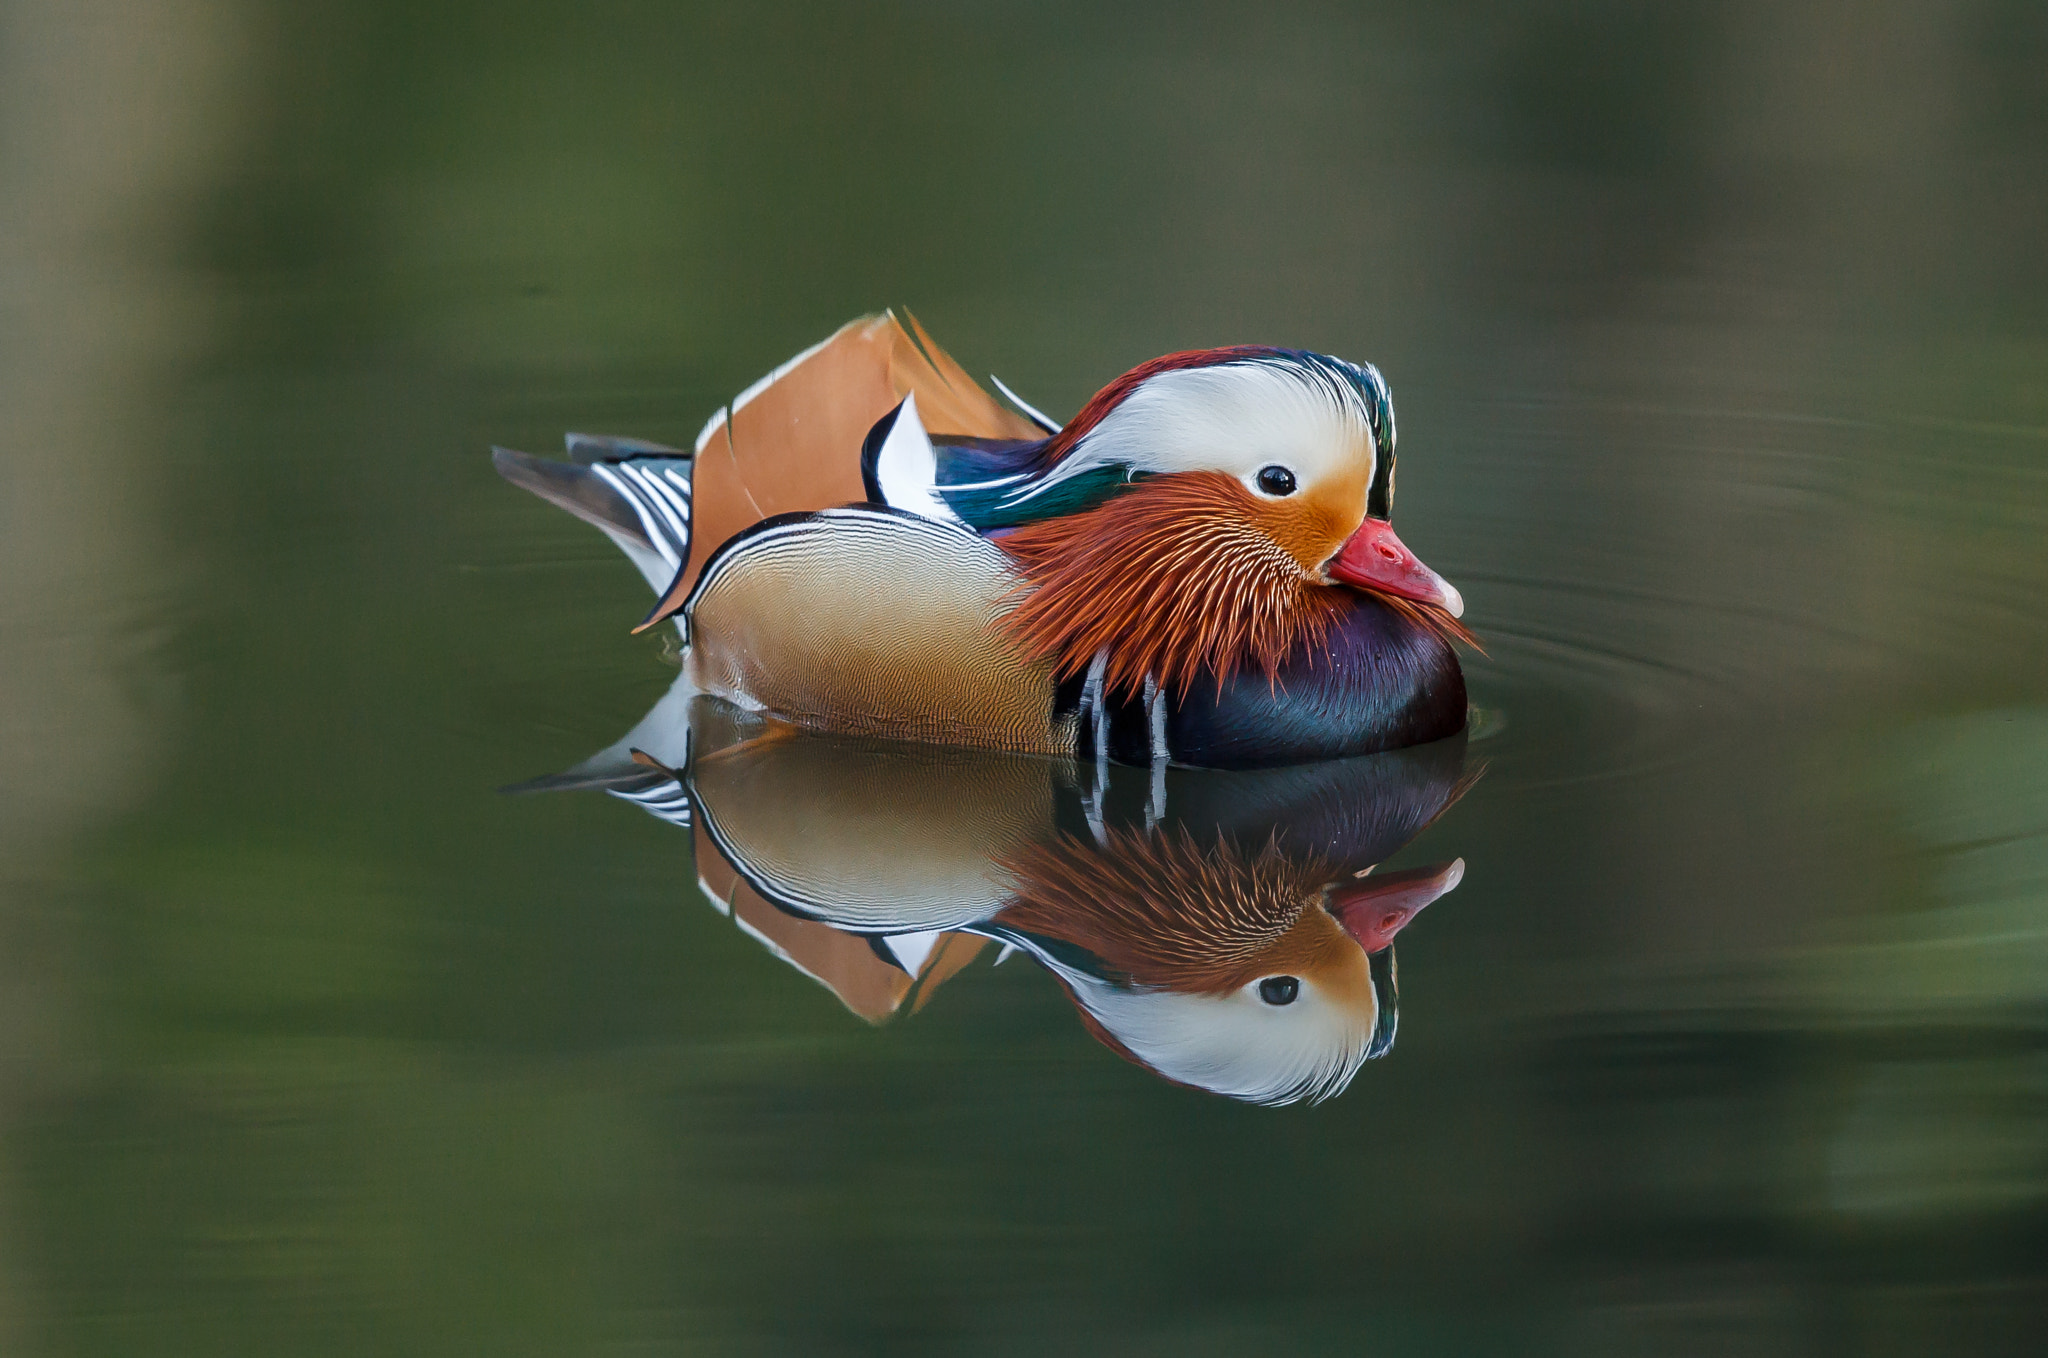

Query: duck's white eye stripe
[{"left": 1071, "top": 360, "right": 1379, "bottom": 489}]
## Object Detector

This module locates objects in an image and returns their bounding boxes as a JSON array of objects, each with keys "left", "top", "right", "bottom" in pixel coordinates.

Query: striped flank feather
[{"left": 605, "top": 769, "right": 693, "bottom": 829}]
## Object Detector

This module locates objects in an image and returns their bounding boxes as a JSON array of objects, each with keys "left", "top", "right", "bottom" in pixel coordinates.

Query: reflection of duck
[
  {"left": 494, "top": 313, "right": 1470, "bottom": 768},
  {"left": 520, "top": 682, "right": 1474, "bottom": 1104}
]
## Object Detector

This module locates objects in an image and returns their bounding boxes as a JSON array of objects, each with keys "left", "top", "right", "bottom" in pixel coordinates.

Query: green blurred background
[{"left": 3, "top": 1, "right": 2046, "bottom": 1353}]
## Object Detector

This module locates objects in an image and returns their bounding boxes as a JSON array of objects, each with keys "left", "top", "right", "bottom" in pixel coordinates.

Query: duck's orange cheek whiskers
[{"left": 1326, "top": 519, "right": 1465, "bottom": 618}]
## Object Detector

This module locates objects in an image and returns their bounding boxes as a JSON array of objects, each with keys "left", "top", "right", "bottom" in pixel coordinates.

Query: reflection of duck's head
[{"left": 993, "top": 829, "right": 1461, "bottom": 1106}]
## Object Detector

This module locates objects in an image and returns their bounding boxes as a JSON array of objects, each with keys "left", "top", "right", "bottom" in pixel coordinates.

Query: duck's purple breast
[{"left": 1067, "top": 593, "right": 1467, "bottom": 769}]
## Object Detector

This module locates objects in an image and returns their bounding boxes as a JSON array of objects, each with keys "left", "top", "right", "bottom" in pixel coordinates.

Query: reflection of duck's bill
[{"left": 1327, "top": 859, "right": 1465, "bottom": 953}]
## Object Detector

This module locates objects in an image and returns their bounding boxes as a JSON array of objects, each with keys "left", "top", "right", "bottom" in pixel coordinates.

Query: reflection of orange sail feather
[{"left": 692, "top": 819, "right": 988, "bottom": 1024}]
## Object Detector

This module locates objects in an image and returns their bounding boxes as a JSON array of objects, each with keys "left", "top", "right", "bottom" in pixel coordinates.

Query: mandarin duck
[
  {"left": 494, "top": 313, "right": 1471, "bottom": 768},
  {"left": 517, "top": 686, "right": 1474, "bottom": 1104}
]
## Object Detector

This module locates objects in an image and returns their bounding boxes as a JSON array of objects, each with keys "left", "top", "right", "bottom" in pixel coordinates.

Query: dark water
[{"left": 5, "top": 2, "right": 2048, "bottom": 1353}]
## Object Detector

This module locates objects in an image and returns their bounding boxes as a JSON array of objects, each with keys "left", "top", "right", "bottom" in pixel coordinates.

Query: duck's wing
[
  {"left": 682, "top": 505, "right": 1071, "bottom": 754},
  {"left": 642, "top": 312, "right": 1041, "bottom": 629}
]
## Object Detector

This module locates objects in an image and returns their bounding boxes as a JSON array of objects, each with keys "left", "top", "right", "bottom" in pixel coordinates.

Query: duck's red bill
[
  {"left": 1328, "top": 859, "right": 1465, "bottom": 952},
  {"left": 1327, "top": 518, "right": 1464, "bottom": 617}
]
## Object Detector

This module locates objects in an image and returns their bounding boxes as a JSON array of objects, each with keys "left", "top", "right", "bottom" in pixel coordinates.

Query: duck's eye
[
  {"left": 1255, "top": 465, "right": 1297, "bottom": 497},
  {"left": 1257, "top": 976, "right": 1301, "bottom": 1006}
]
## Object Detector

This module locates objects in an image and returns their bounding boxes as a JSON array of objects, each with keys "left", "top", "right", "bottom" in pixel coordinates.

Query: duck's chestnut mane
[{"left": 998, "top": 471, "right": 1356, "bottom": 699}]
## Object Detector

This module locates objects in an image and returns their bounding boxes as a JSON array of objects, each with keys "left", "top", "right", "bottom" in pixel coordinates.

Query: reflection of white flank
[{"left": 562, "top": 672, "right": 694, "bottom": 778}]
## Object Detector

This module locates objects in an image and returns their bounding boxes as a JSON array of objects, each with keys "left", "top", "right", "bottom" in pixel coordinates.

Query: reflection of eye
[
  {"left": 1257, "top": 976, "right": 1300, "bottom": 1006},
  {"left": 1255, "top": 465, "right": 1297, "bottom": 496}
]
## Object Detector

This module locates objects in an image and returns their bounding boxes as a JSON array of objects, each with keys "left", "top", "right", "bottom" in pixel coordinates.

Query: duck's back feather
[{"left": 641, "top": 312, "right": 1039, "bottom": 628}]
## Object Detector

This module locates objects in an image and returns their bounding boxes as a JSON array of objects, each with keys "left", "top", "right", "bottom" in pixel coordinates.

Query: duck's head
[
  {"left": 991, "top": 829, "right": 1463, "bottom": 1105},
  {"left": 936, "top": 348, "right": 1469, "bottom": 698}
]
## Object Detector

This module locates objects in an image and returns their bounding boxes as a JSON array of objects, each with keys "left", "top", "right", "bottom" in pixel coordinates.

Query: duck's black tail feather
[{"left": 492, "top": 434, "right": 694, "bottom": 595}]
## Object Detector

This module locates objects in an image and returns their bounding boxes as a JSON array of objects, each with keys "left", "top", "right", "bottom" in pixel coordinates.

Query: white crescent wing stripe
[
  {"left": 693, "top": 328, "right": 849, "bottom": 456},
  {"left": 990, "top": 373, "right": 1062, "bottom": 433},
  {"left": 693, "top": 405, "right": 730, "bottom": 456},
  {"left": 936, "top": 472, "right": 1030, "bottom": 491},
  {"left": 731, "top": 329, "right": 842, "bottom": 417}
]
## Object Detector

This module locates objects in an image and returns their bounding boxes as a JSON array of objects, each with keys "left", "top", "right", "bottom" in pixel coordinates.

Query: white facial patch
[{"left": 1057, "top": 360, "right": 1378, "bottom": 498}]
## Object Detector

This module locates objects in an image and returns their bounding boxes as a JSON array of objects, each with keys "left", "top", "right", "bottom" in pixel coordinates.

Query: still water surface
[{"left": 4, "top": 2, "right": 2047, "bottom": 1353}]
